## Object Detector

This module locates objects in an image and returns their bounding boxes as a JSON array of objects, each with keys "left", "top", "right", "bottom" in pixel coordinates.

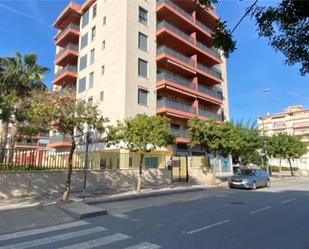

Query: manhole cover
[{"left": 229, "top": 201, "right": 245, "bottom": 205}]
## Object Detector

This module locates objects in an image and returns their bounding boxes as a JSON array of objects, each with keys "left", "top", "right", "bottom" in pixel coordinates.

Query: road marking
[
  {"left": 112, "top": 214, "right": 130, "bottom": 219},
  {"left": 58, "top": 233, "right": 130, "bottom": 249},
  {"left": 131, "top": 218, "right": 143, "bottom": 222},
  {"left": 123, "top": 242, "right": 162, "bottom": 249},
  {"left": 0, "top": 221, "right": 89, "bottom": 242},
  {"left": 186, "top": 219, "right": 231, "bottom": 234},
  {"left": 0, "top": 227, "right": 106, "bottom": 249},
  {"left": 249, "top": 206, "right": 271, "bottom": 215},
  {"left": 281, "top": 198, "right": 296, "bottom": 204}
]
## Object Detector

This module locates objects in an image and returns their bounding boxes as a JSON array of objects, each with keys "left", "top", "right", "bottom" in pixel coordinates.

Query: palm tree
[{"left": 0, "top": 52, "right": 49, "bottom": 161}]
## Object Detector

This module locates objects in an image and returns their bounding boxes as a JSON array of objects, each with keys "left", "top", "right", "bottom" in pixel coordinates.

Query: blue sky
[{"left": 0, "top": 0, "right": 308, "bottom": 123}]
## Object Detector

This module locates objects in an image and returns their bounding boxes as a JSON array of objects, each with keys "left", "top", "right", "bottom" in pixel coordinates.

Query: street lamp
[{"left": 260, "top": 88, "right": 270, "bottom": 173}]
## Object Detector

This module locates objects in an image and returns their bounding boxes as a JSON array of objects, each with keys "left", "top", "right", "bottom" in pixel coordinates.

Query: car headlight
[{"left": 242, "top": 179, "right": 249, "bottom": 183}]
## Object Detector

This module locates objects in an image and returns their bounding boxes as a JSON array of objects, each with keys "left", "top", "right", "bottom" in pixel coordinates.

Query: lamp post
[{"left": 261, "top": 88, "right": 270, "bottom": 173}]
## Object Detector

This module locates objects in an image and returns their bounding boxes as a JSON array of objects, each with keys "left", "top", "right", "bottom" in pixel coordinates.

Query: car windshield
[{"left": 235, "top": 169, "right": 255, "bottom": 176}]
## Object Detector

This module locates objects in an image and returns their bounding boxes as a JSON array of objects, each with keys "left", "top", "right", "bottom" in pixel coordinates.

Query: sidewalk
[
  {"left": 0, "top": 182, "right": 225, "bottom": 212},
  {"left": 1, "top": 175, "right": 307, "bottom": 212}
]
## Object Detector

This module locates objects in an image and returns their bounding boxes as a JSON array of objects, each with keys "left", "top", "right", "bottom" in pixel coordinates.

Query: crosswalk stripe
[
  {"left": 0, "top": 221, "right": 89, "bottom": 242},
  {"left": 58, "top": 233, "right": 130, "bottom": 249},
  {"left": 0, "top": 226, "right": 106, "bottom": 249},
  {"left": 123, "top": 242, "right": 162, "bottom": 249}
]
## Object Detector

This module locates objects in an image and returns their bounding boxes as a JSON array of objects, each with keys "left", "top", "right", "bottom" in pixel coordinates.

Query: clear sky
[{"left": 0, "top": 0, "right": 308, "bottom": 123}]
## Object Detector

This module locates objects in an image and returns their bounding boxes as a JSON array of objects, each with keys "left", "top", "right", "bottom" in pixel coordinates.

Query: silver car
[{"left": 228, "top": 168, "right": 270, "bottom": 190}]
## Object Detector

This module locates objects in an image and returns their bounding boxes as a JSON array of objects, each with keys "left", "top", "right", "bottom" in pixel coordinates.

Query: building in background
[
  {"left": 50, "top": 0, "right": 231, "bottom": 175},
  {"left": 258, "top": 105, "right": 309, "bottom": 170}
]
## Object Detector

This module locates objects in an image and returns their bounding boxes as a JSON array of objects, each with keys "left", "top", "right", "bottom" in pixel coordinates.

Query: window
[
  {"left": 90, "top": 49, "right": 95, "bottom": 64},
  {"left": 138, "top": 32, "right": 148, "bottom": 52},
  {"left": 129, "top": 157, "right": 133, "bottom": 168},
  {"left": 100, "top": 158, "right": 106, "bottom": 169},
  {"left": 82, "top": 9, "right": 89, "bottom": 28},
  {"left": 80, "top": 33, "right": 88, "bottom": 49},
  {"left": 138, "top": 88, "right": 148, "bottom": 106},
  {"left": 145, "top": 157, "right": 159, "bottom": 168},
  {"left": 101, "top": 65, "right": 105, "bottom": 75},
  {"left": 91, "top": 26, "right": 96, "bottom": 41},
  {"left": 78, "top": 77, "right": 86, "bottom": 93},
  {"left": 100, "top": 91, "right": 104, "bottom": 101},
  {"left": 102, "top": 40, "right": 106, "bottom": 50},
  {"left": 79, "top": 55, "right": 87, "bottom": 71},
  {"left": 103, "top": 16, "right": 107, "bottom": 26},
  {"left": 88, "top": 97, "right": 93, "bottom": 106},
  {"left": 92, "top": 4, "right": 97, "bottom": 19},
  {"left": 138, "top": 58, "right": 148, "bottom": 78},
  {"left": 139, "top": 7, "right": 148, "bottom": 26},
  {"left": 89, "top": 72, "right": 94, "bottom": 88}
]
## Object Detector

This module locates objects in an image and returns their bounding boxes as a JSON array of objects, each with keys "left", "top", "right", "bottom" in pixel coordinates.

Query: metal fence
[{"left": 0, "top": 149, "right": 168, "bottom": 172}]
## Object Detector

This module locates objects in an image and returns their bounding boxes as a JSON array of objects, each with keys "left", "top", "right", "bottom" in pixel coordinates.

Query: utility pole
[{"left": 261, "top": 88, "right": 270, "bottom": 173}]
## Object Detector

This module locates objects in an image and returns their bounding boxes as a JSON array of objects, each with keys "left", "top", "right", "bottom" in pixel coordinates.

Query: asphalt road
[{"left": 0, "top": 177, "right": 309, "bottom": 249}]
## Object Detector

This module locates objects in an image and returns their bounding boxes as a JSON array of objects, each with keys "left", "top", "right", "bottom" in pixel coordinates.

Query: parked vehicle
[{"left": 228, "top": 168, "right": 270, "bottom": 190}]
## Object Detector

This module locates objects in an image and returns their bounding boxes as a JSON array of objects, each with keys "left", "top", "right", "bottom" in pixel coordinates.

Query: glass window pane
[
  {"left": 79, "top": 55, "right": 87, "bottom": 71},
  {"left": 92, "top": 4, "right": 97, "bottom": 19},
  {"left": 91, "top": 26, "right": 96, "bottom": 41},
  {"left": 90, "top": 49, "right": 95, "bottom": 64},
  {"left": 138, "top": 32, "right": 148, "bottom": 52},
  {"left": 138, "top": 58, "right": 147, "bottom": 77},
  {"left": 78, "top": 77, "right": 86, "bottom": 93},
  {"left": 89, "top": 72, "right": 94, "bottom": 88},
  {"left": 80, "top": 33, "right": 88, "bottom": 49},
  {"left": 82, "top": 9, "right": 89, "bottom": 28},
  {"left": 139, "top": 7, "right": 148, "bottom": 25},
  {"left": 138, "top": 88, "right": 148, "bottom": 106}
]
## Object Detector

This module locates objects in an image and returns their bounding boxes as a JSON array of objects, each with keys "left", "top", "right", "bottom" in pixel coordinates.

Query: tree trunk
[
  {"left": 136, "top": 153, "right": 144, "bottom": 193},
  {"left": 63, "top": 139, "right": 76, "bottom": 202},
  {"left": 288, "top": 158, "right": 294, "bottom": 176},
  {"left": 7, "top": 122, "right": 18, "bottom": 163},
  {"left": 0, "top": 122, "right": 9, "bottom": 163},
  {"left": 279, "top": 158, "right": 282, "bottom": 180},
  {"left": 211, "top": 153, "right": 218, "bottom": 185}
]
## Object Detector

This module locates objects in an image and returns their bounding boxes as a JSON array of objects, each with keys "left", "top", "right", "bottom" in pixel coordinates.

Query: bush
[{"left": 269, "top": 166, "right": 299, "bottom": 173}]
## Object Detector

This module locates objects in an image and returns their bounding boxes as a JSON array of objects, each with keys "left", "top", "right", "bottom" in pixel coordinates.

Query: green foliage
[
  {"left": 106, "top": 114, "right": 174, "bottom": 154},
  {"left": 266, "top": 133, "right": 307, "bottom": 160},
  {"left": 188, "top": 118, "right": 238, "bottom": 157},
  {"left": 231, "top": 121, "right": 261, "bottom": 165},
  {"left": 252, "top": 0, "right": 309, "bottom": 75},
  {"left": 23, "top": 91, "right": 107, "bottom": 138}
]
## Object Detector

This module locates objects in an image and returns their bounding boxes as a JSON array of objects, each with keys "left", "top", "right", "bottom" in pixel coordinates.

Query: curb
[{"left": 86, "top": 187, "right": 209, "bottom": 205}]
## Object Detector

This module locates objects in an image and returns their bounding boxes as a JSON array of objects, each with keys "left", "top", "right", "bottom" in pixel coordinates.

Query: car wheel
[
  {"left": 266, "top": 179, "right": 271, "bottom": 188},
  {"left": 251, "top": 181, "right": 257, "bottom": 190}
]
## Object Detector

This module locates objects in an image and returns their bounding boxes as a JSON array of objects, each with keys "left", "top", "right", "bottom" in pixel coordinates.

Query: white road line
[
  {"left": 58, "top": 233, "right": 130, "bottom": 249},
  {"left": 0, "top": 221, "right": 89, "bottom": 242},
  {"left": 249, "top": 206, "right": 271, "bottom": 215},
  {"left": 0, "top": 227, "right": 106, "bottom": 249},
  {"left": 281, "top": 198, "right": 296, "bottom": 204},
  {"left": 123, "top": 242, "right": 161, "bottom": 249},
  {"left": 112, "top": 214, "right": 130, "bottom": 219},
  {"left": 186, "top": 220, "right": 230, "bottom": 234}
]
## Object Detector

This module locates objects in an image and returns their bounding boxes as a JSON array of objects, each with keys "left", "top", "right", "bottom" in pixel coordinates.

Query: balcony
[
  {"left": 52, "top": 65, "right": 77, "bottom": 86},
  {"left": 157, "top": 97, "right": 196, "bottom": 119},
  {"left": 157, "top": 46, "right": 222, "bottom": 83},
  {"left": 54, "top": 23, "right": 80, "bottom": 47},
  {"left": 48, "top": 135, "right": 72, "bottom": 148},
  {"left": 55, "top": 44, "right": 79, "bottom": 67},
  {"left": 53, "top": 2, "right": 81, "bottom": 29},
  {"left": 198, "top": 84, "right": 223, "bottom": 100},
  {"left": 171, "top": 128, "right": 189, "bottom": 138},
  {"left": 157, "top": 21, "right": 220, "bottom": 64},
  {"left": 199, "top": 108, "right": 223, "bottom": 121},
  {"left": 157, "top": 71, "right": 196, "bottom": 89},
  {"left": 156, "top": 0, "right": 215, "bottom": 44}
]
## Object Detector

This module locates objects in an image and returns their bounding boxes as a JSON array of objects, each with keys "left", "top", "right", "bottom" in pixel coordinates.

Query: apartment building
[
  {"left": 50, "top": 0, "right": 231, "bottom": 174},
  {"left": 258, "top": 105, "right": 309, "bottom": 170}
]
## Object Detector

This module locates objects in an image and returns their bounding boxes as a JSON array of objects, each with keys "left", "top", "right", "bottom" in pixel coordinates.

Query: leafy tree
[
  {"left": 0, "top": 53, "right": 49, "bottom": 160},
  {"left": 196, "top": 0, "right": 308, "bottom": 75},
  {"left": 231, "top": 121, "right": 261, "bottom": 165},
  {"left": 105, "top": 114, "right": 174, "bottom": 192},
  {"left": 266, "top": 133, "right": 307, "bottom": 177},
  {"left": 188, "top": 119, "right": 238, "bottom": 184},
  {"left": 23, "top": 91, "right": 107, "bottom": 201}
]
